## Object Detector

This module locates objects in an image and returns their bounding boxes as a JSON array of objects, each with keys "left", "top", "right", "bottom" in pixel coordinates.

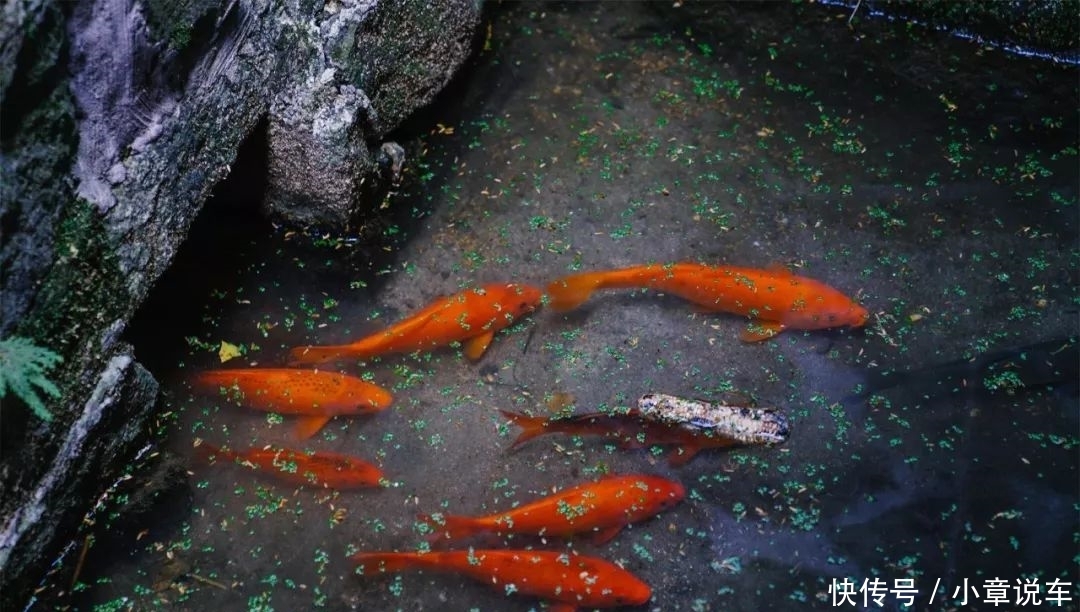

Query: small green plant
[{"left": 0, "top": 335, "right": 63, "bottom": 422}]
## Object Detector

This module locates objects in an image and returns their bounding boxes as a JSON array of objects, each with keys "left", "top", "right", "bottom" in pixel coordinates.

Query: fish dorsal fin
[
  {"left": 766, "top": 262, "right": 793, "bottom": 277},
  {"left": 740, "top": 322, "right": 783, "bottom": 343},
  {"left": 405, "top": 294, "right": 457, "bottom": 322},
  {"left": 295, "top": 416, "right": 332, "bottom": 439},
  {"left": 590, "top": 525, "right": 624, "bottom": 545},
  {"left": 463, "top": 330, "right": 495, "bottom": 361},
  {"left": 376, "top": 304, "right": 441, "bottom": 340}
]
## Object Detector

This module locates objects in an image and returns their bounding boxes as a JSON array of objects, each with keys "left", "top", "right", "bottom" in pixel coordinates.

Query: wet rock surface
[
  {"left": 265, "top": 0, "right": 482, "bottom": 227},
  {"left": 0, "top": 0, "right": 480, "bottom": 607},
  {"left": 0, "top": 351, "right": 159, "bottom": 607}
]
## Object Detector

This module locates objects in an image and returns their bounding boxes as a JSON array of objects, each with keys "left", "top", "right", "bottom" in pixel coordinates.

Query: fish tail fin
[
  {"left": 418, "top": 513, "right": 485, "bottom": 543},
  {"left": 499, "top": 409, "right": 549, "bottom": 449},
  {"left": 350, "top": 551, "right": 426, "bottom": 575},
  {"left": 546, "top": 273, "right": 603, "bottom": 312},
  {"left": 189, "top": 371, "right": 227, "bottom": 394},
  {"left": 287, "top": 345, "right": 353, "bottom": 366},
  {"left": 192, "top": 440, "right": 233, "bottom": 464}
]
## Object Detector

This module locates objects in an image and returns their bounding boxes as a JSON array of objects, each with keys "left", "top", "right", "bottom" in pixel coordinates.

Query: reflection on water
[{"left": 50, "top": 2, "right": 1077, "bottom": 611}]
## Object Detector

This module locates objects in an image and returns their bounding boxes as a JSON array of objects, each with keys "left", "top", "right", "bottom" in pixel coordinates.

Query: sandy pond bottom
[{"left": 53, "top": 3, "right": 1077, "bottom": 612}]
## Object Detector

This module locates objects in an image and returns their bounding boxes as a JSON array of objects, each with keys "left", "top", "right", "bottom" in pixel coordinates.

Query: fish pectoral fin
[
  {"left": 666, "top": 446, "right": 700, "bottom": 467},
  {"left": 590, "top": 525, "right": 624, "bottom": 545},
  {"left": 463, "top": 330, "right": 496, "bottom": 361},
  {"left": 295, "top": 416, "right": 332, "bottom": 439},
  {"left": 740, "top": 322, "right": 784, "bottom": 342},
  {"left": 690, "top": 304, "right": 722, "bottom": 314}
]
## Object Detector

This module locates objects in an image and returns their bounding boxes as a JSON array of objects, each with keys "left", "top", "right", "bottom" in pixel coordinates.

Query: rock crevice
[{"left": 0, "top": 0, "right": 481, "bottom": 606}]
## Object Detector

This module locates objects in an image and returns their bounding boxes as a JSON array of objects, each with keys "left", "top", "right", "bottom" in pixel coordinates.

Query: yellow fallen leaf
[{"left": 218, "top": 341, "right": 241, "bottom": 363}]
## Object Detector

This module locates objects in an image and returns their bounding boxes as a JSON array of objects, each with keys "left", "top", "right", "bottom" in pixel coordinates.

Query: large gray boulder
[
  {"left": 0, "top": 0, "right": 481, "bottom": 606},
  {"left": 267, "top": 1, "right": 481, "bottom": 227}
]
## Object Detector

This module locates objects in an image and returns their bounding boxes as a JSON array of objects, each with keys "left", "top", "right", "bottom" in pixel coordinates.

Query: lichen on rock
[
  {"left": 0, "top": 0, "right": 483, "bottom": 607},
  {"left": 264, "top": 0, "right": 482, "bottom": 228}
]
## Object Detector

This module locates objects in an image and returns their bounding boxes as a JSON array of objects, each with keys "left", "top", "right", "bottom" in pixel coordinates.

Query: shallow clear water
[{"left": 53, "top": 3, "right": 1077, "bottom": 611}]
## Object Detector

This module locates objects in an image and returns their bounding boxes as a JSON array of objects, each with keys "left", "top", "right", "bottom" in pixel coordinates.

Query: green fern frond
[{"left": 0, "top": 336, "right": 63, "bottom": 422}]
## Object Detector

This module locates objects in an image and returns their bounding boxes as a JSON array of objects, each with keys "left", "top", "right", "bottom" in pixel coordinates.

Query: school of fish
[{"left": 188, "top": 263, "right": 866, "bottom": 610}]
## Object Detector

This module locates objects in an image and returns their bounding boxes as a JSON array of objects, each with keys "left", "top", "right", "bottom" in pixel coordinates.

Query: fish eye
[{"left": 828, "top": 314, "right": 837, "bottom": 322}]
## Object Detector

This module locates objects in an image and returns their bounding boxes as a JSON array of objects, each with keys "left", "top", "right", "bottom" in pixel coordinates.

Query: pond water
[{"left": 56, "top": 3, "right": 1077, "bottom": 611}]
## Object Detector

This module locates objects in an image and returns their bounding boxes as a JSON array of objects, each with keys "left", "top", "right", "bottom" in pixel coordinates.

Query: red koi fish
[
  {"left": 419, "top": 474, "right": 684, "bottom": 545},
  {"left": 190, "top": 368, "right": 392, "bottom": 439},
  {"left": 289, "top": 283, "right": 543, "bottom": 365},
  {"left": 546, "top": 263, "right": 868, "bottom": 341},
  {"left": 351, "top": 549, "right": 651, "bottom": 611},
  {"left": 197, "top": 442, "right": 384, "bottom": 489},
  {"left": 501, "top": 409, "right": 765, "bottom": 467}
]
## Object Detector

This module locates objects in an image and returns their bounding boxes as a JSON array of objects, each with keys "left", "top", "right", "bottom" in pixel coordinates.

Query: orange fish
[
  {"left": 289, "top": 283, "right": 543, "bottom": 365},
  {"left": 420, "top": 474, "right": 684, "bottom": 545},
  {"left": 190, "top": 368, "right": 392, "bottom": 439},
  {"left": 501, "top": 409, "right": 753, "bottom": 466},
  {"left": 546, "top": 263, "right": 868, "bottom": 341},
  {"left": 197, "top": 442, "right": 384, "bottom": 489},
  {"left": 351, "top": 549, "right": 651, "bottom": 611}
]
